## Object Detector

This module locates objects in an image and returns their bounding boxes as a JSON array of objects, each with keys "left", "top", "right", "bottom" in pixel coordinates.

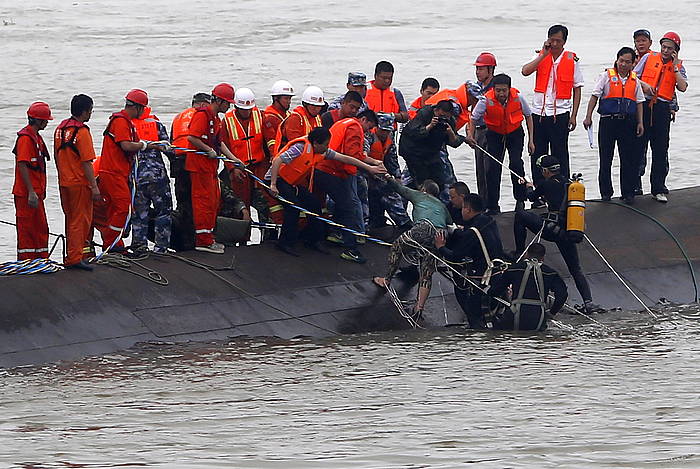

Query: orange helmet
[
  {"left": 125, "top": 89, "right": 149, "bottom": 106},
  {"left": 474, "top": 52, "right": 497, "bottom": 67},
  {"left": 211, "top": 83, "right": 235, "bottom": 103},
  {"left": 660, "top": 31, "right": 681, "bottom": 50},
  {"left": 27, "top": 101, "right": 54, "bottom": 120}
]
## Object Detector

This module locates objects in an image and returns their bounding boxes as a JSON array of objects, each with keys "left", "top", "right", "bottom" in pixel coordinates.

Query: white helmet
[
  {"left": 234, "top": 88, "right": 256, "bottom": 110},
  {"left": 271, "top": 80, "right": 295, "bottom": 96},
  {"left": 301, "top": 86, "right": 325, "bottom": 106}
]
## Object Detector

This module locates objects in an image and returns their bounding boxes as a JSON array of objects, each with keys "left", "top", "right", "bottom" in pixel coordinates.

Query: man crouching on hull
[{"left": 488, "top": 243, "right": 568, "bottom": 331}]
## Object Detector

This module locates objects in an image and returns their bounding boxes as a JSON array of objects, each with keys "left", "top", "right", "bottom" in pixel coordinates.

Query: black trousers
[
  {"left": 532, "top": 112, "right": 571, "bottom": 186},
  {"left": 485, "top": 127, "right": 527, "bottom": 210},
  {"left": 598, "top": 116, "right": 640, "bottom": 199},
  {"left": 514, "top": 210, "right": 592, "bottom": 303},
  {"left": 277, "top": 179, "right": 324, "bottom": 248},
  {"left": 454, "top": 285, "right": 486, "bottom": 329},
  {"left": 637, "top": 100, "right": 671, "bottom": 195}
]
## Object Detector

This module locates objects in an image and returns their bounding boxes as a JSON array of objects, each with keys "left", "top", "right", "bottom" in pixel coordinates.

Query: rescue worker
[
  {"left": 263, "top": 80, "right": 295, "bottom": 228},
  {"left": 513, "top": 155, "right": 596, "bottom": 313},
  {"left": 328, "top": 72, "right": 369, "bottom": 113},
  {"left": 275, "top": 86, "right": 325, "bottom": 153},
  {"left": 467, "top": 52, "right": 497, "bottom": 201},
  {"left": 522, "top": 24, "right": 584, "bottom": 197},
  {"left": 221, "top": 88, "right": 271, "bottom": 235},
  {"left": 320, "top": 91, "right": 363, "bottom": 128},
  {"left": 583, "top": 47, "right": 645, "bottom": 204},
  {"left": 633, "top": 29, "right": 653, "bottom": 65},
  {"left": 131, "top": 104, "right": 173, "bottom": 254},
  {"left": 365, "top": 61, "right": 409, "bottom": 124},
  {"left": 314, "top": 110, "right": 384, "bottom": 263},
  {"left": 408, "top": 77, "right": 440, "bottom": 119},
  {"left": 54, "top": 94, "right": 100, "bottom": 270},
  {"left": 434, "top": 193, "right": 504, "bottom": 329},
  {"left": 399, "top": 100, "right": 465, "bottom": 191},
  {"left": 13, "top": 102, "right": 52, "bottom": 261},
  {"left": 268, "top": 127, "right": 386, "bottom": 257},
  {"left": 373, "top": 178, "right": 453, "bottom": 320},
  {"left": 468, "top": 73, "right": 532, "bottom": 214},
  {"left": 170, "top": 92, "right": 210, "bottom": 235},
  {"left": 186, "top": 83, "right": 244, "bottom": 254},
  {"left": 447, "top": 181, "right": 470, "bottom": 227},
  {"left": 489, "top": 243, "right": 568, "bottom": 331},
  {"left": 365, "top": 112, "right": 412, "bottom": 231},
  {"left": 97, "top": 89, "right": 164, "bottom": 252},
  {"left": 633, "top": 31, "right": 688, "bottom": 203}
]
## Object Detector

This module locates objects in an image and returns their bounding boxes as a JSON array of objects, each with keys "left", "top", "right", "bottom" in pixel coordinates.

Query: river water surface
[{"left": 1, "top": 1, "right": 700, "bottom": 467}]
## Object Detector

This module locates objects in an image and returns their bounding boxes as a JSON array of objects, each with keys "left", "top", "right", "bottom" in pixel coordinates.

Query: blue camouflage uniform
[
  {"left": 328, "top": 72, "right": 370, "bottom": 113},
  {"left": 132, "top": 121, "right": 173, "bottom": 252}
]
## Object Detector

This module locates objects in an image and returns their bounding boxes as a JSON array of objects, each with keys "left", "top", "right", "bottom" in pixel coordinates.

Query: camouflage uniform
[
  {"left": 365, "top": 119, "right": 411, "bottom": 229},
  {"left": 132, "top": 121, "right": 172, "bottom": 251},
  {"left": 328, "top": 72, "right": 369, "bottom": 113}
]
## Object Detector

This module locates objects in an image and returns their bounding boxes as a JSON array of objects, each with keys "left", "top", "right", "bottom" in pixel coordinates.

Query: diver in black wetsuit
[
  {"left": 435, "top": 193, "right": 504, "bottom": 329},
  {"left": 489, "top": 242, "right": 568, "bottom": 330},
  {"left": 513, "top": 155, "right": 596, "bottom": 313}
]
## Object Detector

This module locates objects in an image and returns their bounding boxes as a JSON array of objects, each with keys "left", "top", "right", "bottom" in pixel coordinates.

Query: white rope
[
  {"left": 584, "top": 234, "right": 657, "bottom": 319},
  {"left": 474, "top": 142, "right": 529, "bottom": 183}
]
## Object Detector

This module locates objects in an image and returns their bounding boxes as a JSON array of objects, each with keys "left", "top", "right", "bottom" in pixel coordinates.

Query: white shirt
[
  {"left": 531, "top": 50, "right": 585, "bottom": 116},
  {"left": 591, "top": 70, "right": 645, "bottom": 103}
]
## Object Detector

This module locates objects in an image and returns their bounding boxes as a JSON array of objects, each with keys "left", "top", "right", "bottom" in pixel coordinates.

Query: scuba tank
[{"left": 566, "top": 173, "right": 585, "bottom": 243}]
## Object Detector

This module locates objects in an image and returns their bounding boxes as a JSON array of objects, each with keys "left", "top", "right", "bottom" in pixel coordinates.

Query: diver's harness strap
[
  {"left": 510, "top": 258, "right": 547, "bottom": 330},
  {"left": 469, "top": 226, "right": 507, "bottom": 287}
]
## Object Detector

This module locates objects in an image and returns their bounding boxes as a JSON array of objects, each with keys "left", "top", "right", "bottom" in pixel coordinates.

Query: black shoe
[
  {"left": 65, "top": 260, "right": 94, "bottom": 271},
  {"left": 634, "top": 188, "right": 643, "bottom": 196},
  {"left": 275, "top": 243, "right": 300, "bottom": 257},
  {"left": 622, "top": 196, "right": 635, "bottom": 205},
  {"left": 515, "top": 200, "right": 525, "bottom": 212},
  {"left": 601, "top": 195, "right": 612, "bottom": 202},
  {"left": 340, "top": 249, "right": 367, "bottom": 264},
  {"left": 304, "top": 241, "right": 330, "bottom": 254},
  {"left": 531, "top": 199, "right": 546, "bottom": 209}
]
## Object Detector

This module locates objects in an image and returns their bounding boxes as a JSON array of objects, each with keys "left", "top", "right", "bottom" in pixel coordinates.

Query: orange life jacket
[
  {"left": 171, "top": 107, "right": 196, "bottom": 155},
  {"left": 483, "top": 88, "right": 524, "bottom": 135},
  {"left": 224, "top": 108, "right": 266, "bottom": 165},
  {"left": 598, "top": 68, "right": 639, "bottom": 116},
  {"left": 55, "top": 117, "right": 88, "bottom": 153},
  {"left": 534, "top": 51, "right": 577, "bottom": 99},
  {"left": 365, "top": 81, "right": 400, "bottom": 115},
  {"left": 275, "top": 105, "right": 322, "bottom": 154},
  {"left": 100, "top": 110, "right": 139, "bottom": 176},
  {"left": 425, "top": 83, "right": 471, "bottom": 130},
  {"left": 316, "top": 117, "right": 364, "bottom": 178},
  {"left": 640, "top": 52, "right": 680, "bottom": 101},
  {"left": 131, "top": 107, "right": 160, "bottom": 142},
  {"left": 368, "top": 132, "right": 393, "bottom": 161},
  {"left": 408, "top": 96, "right": 423, "bottom": 120},
  {"left": 277, "top": 137, "right": 326, "bottom": 188},
  {"left": 12, "top": 125, "right": 49, "bottom": 196}
]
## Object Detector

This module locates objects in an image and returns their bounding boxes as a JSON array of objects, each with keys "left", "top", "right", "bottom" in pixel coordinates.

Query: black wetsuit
[
  {"left": 513, "top": 174, "right": 592, "bottom": 304},
  {"left": 489, "top": 259, "right": 568, "bottom": 331},
  {"left": 439, "top": 212, "right": 503, "bottom": 329}
]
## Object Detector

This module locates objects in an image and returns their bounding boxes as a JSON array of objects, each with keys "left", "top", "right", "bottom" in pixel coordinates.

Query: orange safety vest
[
  {"left": 534, "top": 51, "right": 577, "bottom": 99},
  {"left": 224, "top": 108, "right": 266, "bottom": 165},
  {"left": 275, "top": 105, "right": 322, "bottom": 154},
  {"left": 425, "top": 83, "right": 471, "bottom": 130},
  {"left": 483, "top": 88, "right": 524, "bottom": 135},
  {"left": 408, "top": 96, "right": 423, "bottom": 120},
  {"left": 263, "top": 104, "right": 288, "bottom": 150},
  {"left": 131, "top": 107, "right": 160, "bottom": 142},
  {"left": 171, "top": 107, "right": 196, "bottom": 155},
  {"left": 277, "top": 137, "right": 326, "bottom": 187},
  {"left": 316, "top": 117, "right": 364, "bottom": 178},
  {"left": 365, "top": 80, "right": 400, "bottom": 114},
  {"left": 598, "top": 68, "right": 639, "bottom": 116},
  {"left": 640, "top": 52, "right": 680, "bottom": 102}
]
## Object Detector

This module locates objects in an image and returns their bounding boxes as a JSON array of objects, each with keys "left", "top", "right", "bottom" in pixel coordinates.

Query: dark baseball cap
[{"left": 633, "top": 29, "right": 651, "bottom": 40}]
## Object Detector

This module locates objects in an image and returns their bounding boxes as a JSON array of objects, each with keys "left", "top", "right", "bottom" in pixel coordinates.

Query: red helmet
[
  {"left": 125, "top": 89, "right": 149, "bottom": 106},
  {"left": 211, "top": 83, "right": 235, "bottom": 103},
  {"left": 660, "top": 31, "right": 681, "bottom": 50},
  {"left": 474, "top": 52, "right": 497, "bottom": 67},
  {"left": 27, "top": 101, "right": 54, "bottom": 120}
]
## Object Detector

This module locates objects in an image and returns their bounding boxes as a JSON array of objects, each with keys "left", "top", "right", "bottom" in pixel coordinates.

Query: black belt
[{"left": 601, "top": 114, "right": 631, "bottom": 119}]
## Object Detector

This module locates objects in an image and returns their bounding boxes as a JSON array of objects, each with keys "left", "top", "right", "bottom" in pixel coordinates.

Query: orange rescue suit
[
  {"left": 640, "top": 52, "right": 680, "bottom": 102},
  {"left": 534, "top": 51, "right": 577, "bottom": 99},
  {"left": 483, "top": 87, "right": 525, "bottom": 135}
]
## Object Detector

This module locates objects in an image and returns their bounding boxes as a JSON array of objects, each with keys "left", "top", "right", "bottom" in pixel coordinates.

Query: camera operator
[{"left": 399, "top": 99, "right": 465, "bottom": 191}]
